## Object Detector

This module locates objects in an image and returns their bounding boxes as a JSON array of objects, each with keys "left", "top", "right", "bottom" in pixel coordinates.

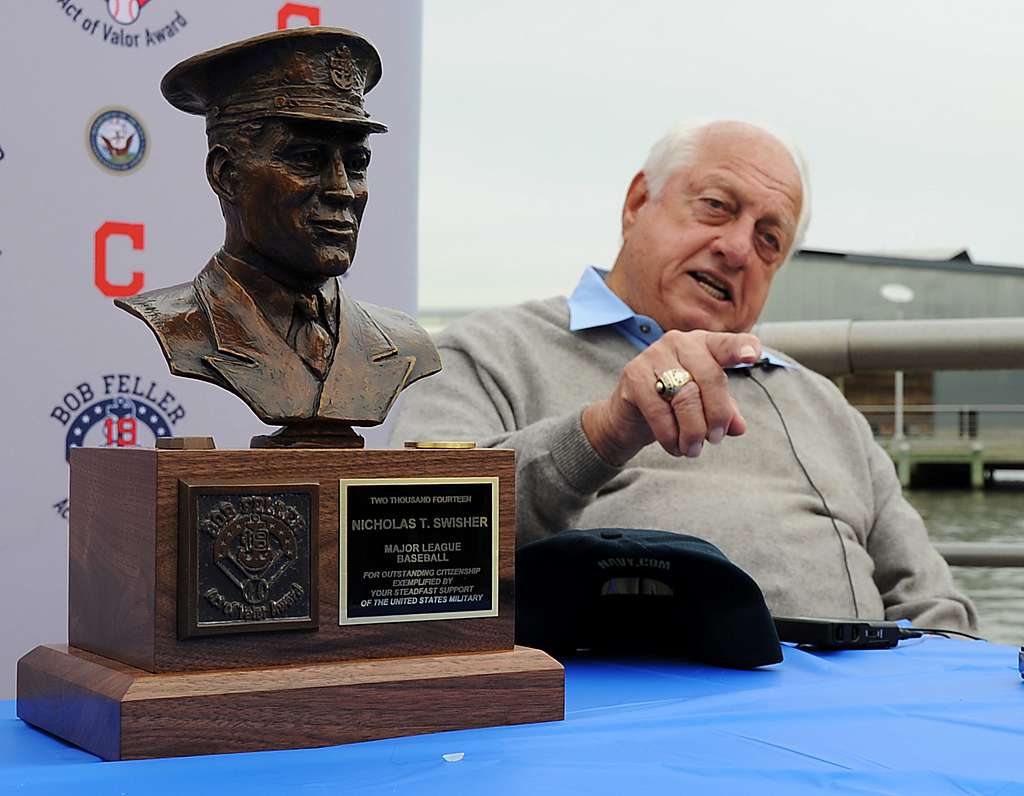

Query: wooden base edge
[{"left": 17, "top": 644, "right": 564, "bottom": 760}]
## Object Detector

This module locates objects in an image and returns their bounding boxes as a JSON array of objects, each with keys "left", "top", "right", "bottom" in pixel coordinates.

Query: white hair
[{"left": 640, "top": 119, "right": 812, "bottom": 259}]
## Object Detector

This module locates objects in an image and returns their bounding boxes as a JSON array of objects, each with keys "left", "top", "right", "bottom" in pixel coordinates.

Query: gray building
[{"left": 763, "top": 249, "right": 1024, "bottom": 435}]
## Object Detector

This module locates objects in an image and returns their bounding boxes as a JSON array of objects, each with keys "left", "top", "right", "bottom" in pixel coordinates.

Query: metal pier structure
[
  {"left": 877, "top": 434, "right": 1024, "bottom": 489},
  {"left": 757, "top": 317, "right": 1024, "bottom": 489}
]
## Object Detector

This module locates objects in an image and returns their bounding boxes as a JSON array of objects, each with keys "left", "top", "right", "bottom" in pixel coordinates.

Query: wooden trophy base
[
  {"left": 18, "top": 643, "right": 564, "bottom": 761},
  {"left": 22, "top": 446, "right": 565, "bottom": 759}
]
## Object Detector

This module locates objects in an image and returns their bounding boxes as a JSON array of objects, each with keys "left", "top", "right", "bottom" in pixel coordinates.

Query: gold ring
[{"left": 654, "top": 367, "right": 693, "bottom": 400}]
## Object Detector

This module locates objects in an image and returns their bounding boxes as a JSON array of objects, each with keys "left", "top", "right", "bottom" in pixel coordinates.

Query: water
[{"left": 905, "top": 485, "right": 1024, "bottom": 645}]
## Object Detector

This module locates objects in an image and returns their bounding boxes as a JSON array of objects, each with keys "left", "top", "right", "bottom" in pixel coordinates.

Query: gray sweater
[{"left": 389, "top": 297, "right": 977, "bottom": 631}]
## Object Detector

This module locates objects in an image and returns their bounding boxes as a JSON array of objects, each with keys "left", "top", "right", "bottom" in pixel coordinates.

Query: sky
[{"left": 417, "top": 0, "right": 1024, "bottom": 311}]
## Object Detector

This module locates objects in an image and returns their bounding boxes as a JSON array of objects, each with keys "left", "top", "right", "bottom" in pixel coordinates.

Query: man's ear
[
  {"left": 206, "top": 145, "right": 238, "bottom": 203},
  {"left": 621, "top": 171, "right": 649, "bottom": 239}
]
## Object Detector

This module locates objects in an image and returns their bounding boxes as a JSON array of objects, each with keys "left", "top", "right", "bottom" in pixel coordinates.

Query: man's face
[
  {"left": 607, "top": 124, "right": 803, "bottom": 333},
  {"left": 231, "top": 118, "right": 371, "bottom": 285}
]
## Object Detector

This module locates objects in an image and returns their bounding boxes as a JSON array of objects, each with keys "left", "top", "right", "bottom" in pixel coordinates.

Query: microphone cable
[
  {"left": 743, "top": 368, "right": 860, "bottom": 618},
  {"left": 900, "top": 627, "right": 985, "bottom": 641}
]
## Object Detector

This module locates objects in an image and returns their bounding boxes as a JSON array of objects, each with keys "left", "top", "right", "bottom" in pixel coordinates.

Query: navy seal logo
[
  {"left": 88, "top": 108, "right": 148, "bottom": 173},
  {"left": 49, "top": 374, "right": 187, "bottom": 519}
]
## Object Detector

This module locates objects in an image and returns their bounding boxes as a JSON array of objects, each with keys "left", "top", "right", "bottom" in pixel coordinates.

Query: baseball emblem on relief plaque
[{"left": 178, "top": 483, "right": 319, "bottom": 639}]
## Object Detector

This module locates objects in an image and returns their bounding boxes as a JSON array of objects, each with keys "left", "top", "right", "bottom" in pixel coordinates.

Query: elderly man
[{"left": 392, "top": 119, "right": 977, "bottom": 631}]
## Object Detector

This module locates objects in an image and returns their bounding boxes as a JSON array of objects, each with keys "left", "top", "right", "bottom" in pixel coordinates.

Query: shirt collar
[
  {"left": 216, "top": 250, "right": 339, "bottom": 341},
  {"left": 566, "top": 265, "right": 796, "bottom": 369},
  {"left": 567, "top": 266, "right": 635, "bottom": 330}
]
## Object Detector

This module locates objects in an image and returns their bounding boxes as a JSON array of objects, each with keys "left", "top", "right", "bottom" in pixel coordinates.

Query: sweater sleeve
[
  {"left": 857, "top": 411, "right": 979, "bottom": 632},
  {"left": 388, "top": 344, "right": 621, "bottom": 545}
]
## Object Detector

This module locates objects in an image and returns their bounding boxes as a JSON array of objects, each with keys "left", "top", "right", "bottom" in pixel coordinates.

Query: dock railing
[
  {"left": 853, "top": 404, "right": 1024, "bottom": 439},
  {"left": 934, "top": 542, "right": 1024, "bottom": 567}
]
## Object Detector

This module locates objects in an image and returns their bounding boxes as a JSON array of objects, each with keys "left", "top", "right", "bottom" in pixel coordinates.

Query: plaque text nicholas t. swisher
[{"left": 339, "top": 478, "right": 499, "bottom": 625}]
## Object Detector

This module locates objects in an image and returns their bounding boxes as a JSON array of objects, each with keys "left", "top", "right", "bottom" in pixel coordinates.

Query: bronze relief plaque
[
  {"left": 178, "top": 481, "right": 319, "bottom": 638},
  {"left": 338, "top": 477, "right": 499, "bottom": 625}
]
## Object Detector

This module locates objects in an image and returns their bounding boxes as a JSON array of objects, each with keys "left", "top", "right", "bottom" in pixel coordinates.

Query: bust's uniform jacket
[{"left": 116, "top": 254, "right": 440, "bottom": 425}]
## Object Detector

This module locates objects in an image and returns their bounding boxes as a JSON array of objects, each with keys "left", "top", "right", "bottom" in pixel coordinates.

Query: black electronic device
[{"left": 773, "top": 616, "right": 903, "bottom": 650}]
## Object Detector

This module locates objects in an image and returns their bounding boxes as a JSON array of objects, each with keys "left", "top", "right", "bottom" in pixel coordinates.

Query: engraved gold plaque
[{"left": 338, "top": 477, "right": 499, "bottom": 625}]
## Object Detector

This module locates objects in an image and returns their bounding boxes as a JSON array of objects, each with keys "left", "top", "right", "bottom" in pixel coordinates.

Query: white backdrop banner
[{"left": 0, "top": 0, "right": 422, "bottom": 697}]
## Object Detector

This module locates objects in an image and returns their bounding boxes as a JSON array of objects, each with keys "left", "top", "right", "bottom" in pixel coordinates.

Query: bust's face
[{"left": 230, "top": 118, "right": 371, "bottom": 286}]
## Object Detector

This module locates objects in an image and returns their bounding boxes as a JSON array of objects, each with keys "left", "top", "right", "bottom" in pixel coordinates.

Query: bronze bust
[{"left": 116, "top": 28, "right": 440, "bottom": 448}]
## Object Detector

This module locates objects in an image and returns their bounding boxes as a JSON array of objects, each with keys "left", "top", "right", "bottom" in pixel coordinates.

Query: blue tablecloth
[{"left": 2, "top": 637, "right": 1022, "bottom": 795}]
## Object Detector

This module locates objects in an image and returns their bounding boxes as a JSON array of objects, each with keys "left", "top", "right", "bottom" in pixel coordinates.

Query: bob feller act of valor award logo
[
  {"left": 88, "top": 108, "right": 147, "bottom": 173},
  {"left": 55, "top": 1, "right": 188, "bottom": 49},
  {"left": 49, "top": 374, "right": 187, "bottom": 519}
]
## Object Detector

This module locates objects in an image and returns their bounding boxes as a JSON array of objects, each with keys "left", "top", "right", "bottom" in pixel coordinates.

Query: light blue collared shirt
[{"left": 566, "top": 266, "right": 796, "bottom": 369}]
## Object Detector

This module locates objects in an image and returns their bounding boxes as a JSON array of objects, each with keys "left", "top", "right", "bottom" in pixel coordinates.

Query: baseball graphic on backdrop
[{"left": 107, "top": 0, "right": 142, "bottom": 25}]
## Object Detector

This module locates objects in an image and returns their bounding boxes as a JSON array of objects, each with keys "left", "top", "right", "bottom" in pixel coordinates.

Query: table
[{"left": 2, "top": 637, "right": 1021, "bottom": 795}]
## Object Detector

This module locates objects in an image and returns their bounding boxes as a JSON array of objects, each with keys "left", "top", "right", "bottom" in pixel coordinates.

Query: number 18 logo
[
  {"left": 103, "top": 414, "right": 138, "bottom": 447},
  {"left": 66, "top": 396, "right": 169, "bottom": 460}
]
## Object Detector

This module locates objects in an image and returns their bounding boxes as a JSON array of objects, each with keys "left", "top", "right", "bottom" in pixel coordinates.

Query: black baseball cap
[{"left": 516, "top": 529, "right": 782, "bottom": 669}]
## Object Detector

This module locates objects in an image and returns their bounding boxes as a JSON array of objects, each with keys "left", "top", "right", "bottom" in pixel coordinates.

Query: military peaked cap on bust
[{"left": 161, "top": 27, "right": 388, "bottom": 133}]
